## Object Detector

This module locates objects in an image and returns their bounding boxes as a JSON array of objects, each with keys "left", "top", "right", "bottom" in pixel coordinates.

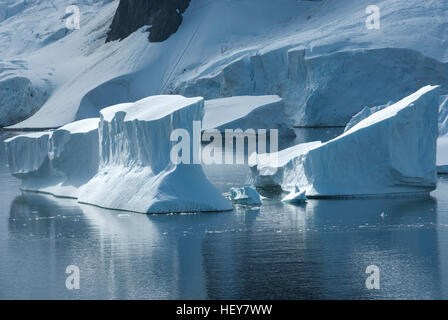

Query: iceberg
[
  {"left": 281, "top": 186, "right": 307, "bottom": 204},
  {"left": 5, "top": 118, "right": 99, "bottom": 198},
  {"left": 433, "top": 96, "right": 448, "bottom": 174},
  {"left": 203, "top": 96, "right": 295, "bottom": 137},
  {"left": 5, "top": 95, "right": 233, "bottom": 214},
  {"left": 249, "top": 141, "right": 322, "bottom": 191},
  {"left": 250, "top": 86, "right": 440, "bottom": 197},
  {"left": 229, "top": 187, "right": 262, "bottom": 206},
  {"left": 437, "top": 136, "right": 448, "bottom": 174},
  {"left": 77, "top": 95, "right": 232, "bottom": 213}
]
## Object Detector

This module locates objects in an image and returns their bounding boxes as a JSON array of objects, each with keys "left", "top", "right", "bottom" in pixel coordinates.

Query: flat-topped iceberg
[
  {"left": 77, "top": 95, "right": 232, "bottom": 213},
  {"left": 250, "top": 85, "right": 440, "bottom": 197},
  {"left": 5, "top": 95, "right": 232, "bottom": 214},
  {"left": 203, "top": 95, "right": 295, "bottom": 137},
  {"left": 5, "top": 118, "right": 99, "bottom": 198}
]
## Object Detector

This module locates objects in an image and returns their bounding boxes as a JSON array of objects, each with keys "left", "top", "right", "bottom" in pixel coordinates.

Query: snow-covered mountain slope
[
  {"left": 1, "top": 0, "right": 447, "bottom": 128},
  {"left": 250, "top": 86, "right": 440, "bottom": 197}
]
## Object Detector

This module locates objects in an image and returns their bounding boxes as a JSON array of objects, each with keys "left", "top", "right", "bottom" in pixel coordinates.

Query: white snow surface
[
  {"left": 203, "top": 95, "right": 294, "bottom": 136},
  {"left": 250, "top": 86, "right": 440, "bottom": 197},
  {"left": 5, "top": 95, "right": 232, "bottom": 213},
  {"left": 0, "top": 0, "right": 446, "bottom": 128}
]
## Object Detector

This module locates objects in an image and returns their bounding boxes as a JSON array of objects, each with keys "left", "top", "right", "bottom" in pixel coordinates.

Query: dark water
[{"left": 1, "top": 129, "right": 448, "bottom": 300}]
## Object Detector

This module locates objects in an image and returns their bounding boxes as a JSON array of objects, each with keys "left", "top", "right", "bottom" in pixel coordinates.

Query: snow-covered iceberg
[
  {"left": 250, "top": 85, "right": 440, "bottom": 197},
  {"left": 249, "top": 141, "right": 322, "bottom": 191},
  {"left": 77, "top": 95, "right": 232, "bottom": 213},
  {"left": 203, "top": 95, "right": 295, "bottom": 137},
  {"left": 5, "top": 118, "right": 100, "bottom": 198},
  {"left": 5, "top": 95, "right": 233, "bottom": 214},
  {"left": 229, "top": 186, "right": 262, "bottom": 206}
]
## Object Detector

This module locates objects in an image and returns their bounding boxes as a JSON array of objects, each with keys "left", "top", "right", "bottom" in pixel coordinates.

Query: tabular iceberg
[
  {"left": 5, "top": 118, "right": 99, "bottom": 198},
  {"left": 5, "top": 95, "right": 233, "bottom": 214},
  {"left": 203, "top": 95, "right": 295, "bottom": 137},
  {"left": 77, "top": 95, "right": 232, "bottom": 213},
  {"left": 250, "top": 85, "right": 440, "bottom": 197}
]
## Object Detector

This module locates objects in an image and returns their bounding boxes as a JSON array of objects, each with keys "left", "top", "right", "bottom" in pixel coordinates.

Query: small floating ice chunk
[
  {"left": 229, "top": 186, "right": 262, "bottom": 206},
  {"left": 282, "top": 186, "right": 306, "bottom": 203}
]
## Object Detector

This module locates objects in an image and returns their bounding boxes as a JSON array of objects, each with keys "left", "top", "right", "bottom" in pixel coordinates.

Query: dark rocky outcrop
[{"left": 106, "top": 0, "right": 191, "bottom": 43}]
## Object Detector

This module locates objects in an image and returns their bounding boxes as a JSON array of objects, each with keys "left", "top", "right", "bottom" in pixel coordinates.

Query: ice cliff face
[
  {"left": 106, "top": 0, "right": 191, "bottom": 43},
  {"left": 250, "top": 86, "right": 440, "bottom": 197},
  {"left": 0, "top": 60, "right": 50, "bottom": 127},
  {"left": 5, "top": 95, "right": 232, "bottom": 213},
  {"left": 176, "top": 48, "right": 448, "bottom": 127}
]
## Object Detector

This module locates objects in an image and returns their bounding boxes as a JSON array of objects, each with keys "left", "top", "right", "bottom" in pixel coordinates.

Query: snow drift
[
  {"left": 250, "top": 86, "right": 440, "bottom": 197},
  {"left": 5, "top": 95, "right": 232, "bottom": 213},
  {"left": 203, "top": 95, "right": 294, "bottom": 136}
]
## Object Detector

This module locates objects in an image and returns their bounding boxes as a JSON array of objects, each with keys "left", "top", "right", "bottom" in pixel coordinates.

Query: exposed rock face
[{"left": 106, "top": 0, "right": 191, "bottom": 43}]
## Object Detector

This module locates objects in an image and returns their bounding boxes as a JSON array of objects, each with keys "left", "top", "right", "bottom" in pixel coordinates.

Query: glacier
[
  {"left": 203, "top": 95, "right": 295, "bottom": 137},
  {"left": 250, "top": 86, "right": 440, "bottom": 197},
  {"left": 177, "top": 47, "right": 448, "bottom": 127},
  {"left": 5, "top": 95, "right": 232, "bottom": 214},
  {"left": 1, "top": 0, "right": 446, "bottom": 129}
]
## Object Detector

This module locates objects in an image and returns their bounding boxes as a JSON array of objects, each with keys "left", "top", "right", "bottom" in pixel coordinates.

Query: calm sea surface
[{"left": 1, "top": 129, "right": 448, "bottom": 299}]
